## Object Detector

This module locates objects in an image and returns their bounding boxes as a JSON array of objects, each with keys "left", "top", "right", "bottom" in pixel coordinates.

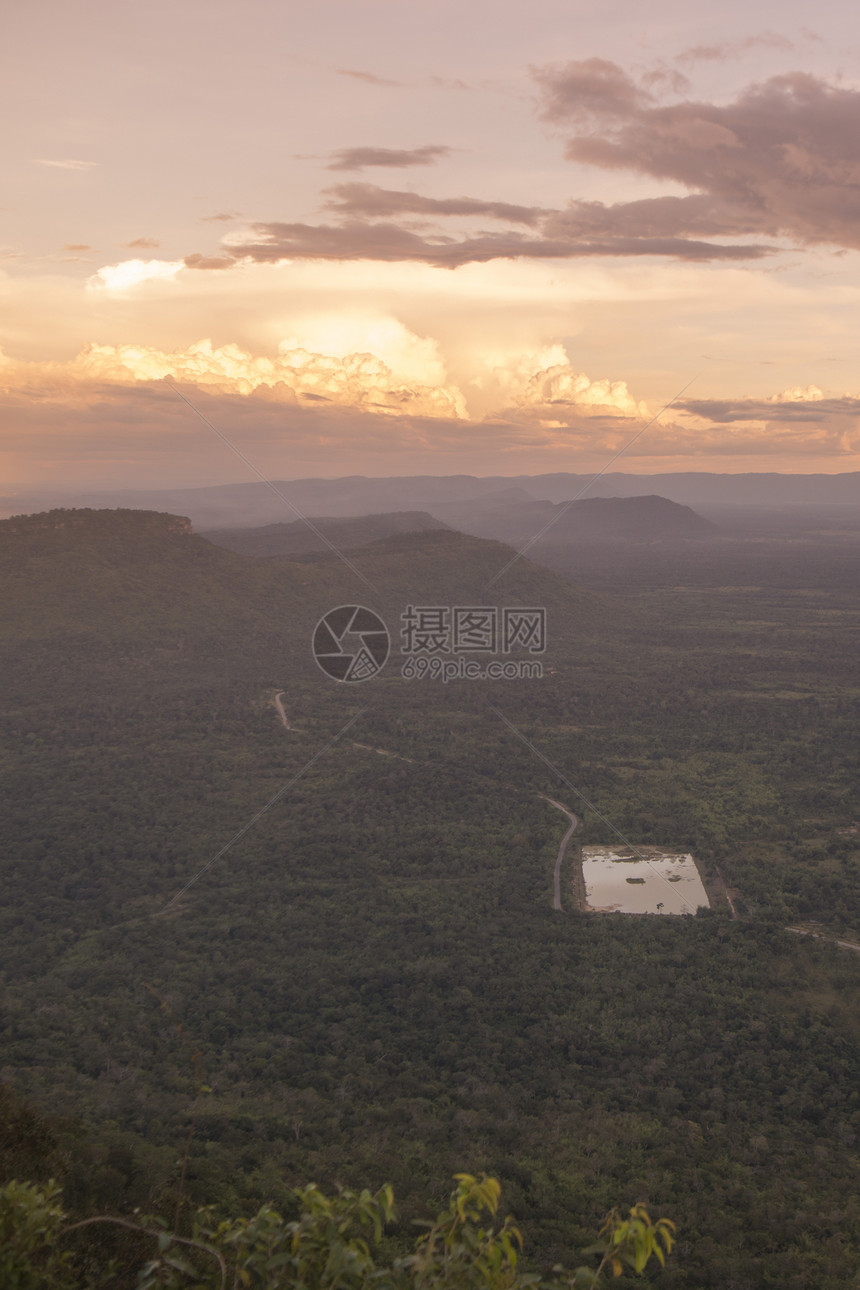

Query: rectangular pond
[{"left": 580, "top": 846, "right": 710, "bottom": 916}]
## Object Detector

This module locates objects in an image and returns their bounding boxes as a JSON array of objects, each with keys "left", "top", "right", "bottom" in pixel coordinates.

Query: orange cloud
[{"left": 0, "top": 338, "right": 468, "bottom": 421}]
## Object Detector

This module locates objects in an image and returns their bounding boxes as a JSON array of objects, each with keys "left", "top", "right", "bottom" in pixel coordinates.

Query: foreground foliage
[{"left": 1, "top": 1174, "right": 674, "bottom": 1289}]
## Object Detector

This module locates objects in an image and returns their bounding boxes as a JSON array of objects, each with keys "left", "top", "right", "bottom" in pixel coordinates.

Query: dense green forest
[{"left": 1, "top": 508, "right": 859, "bottom": 1288}]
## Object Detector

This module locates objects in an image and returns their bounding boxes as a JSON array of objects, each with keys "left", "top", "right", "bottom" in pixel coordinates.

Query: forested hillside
[{"left": 1, "top": 508, "right": 859, "bottom": 1288}]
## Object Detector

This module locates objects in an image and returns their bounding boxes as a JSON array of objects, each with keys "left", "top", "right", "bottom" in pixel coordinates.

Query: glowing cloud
[
  {"left": 0, "top": 336, "right": 468, "bottom": 421},
  {"left": 478, "top": 346, "right": 648, "bottom": 419},
  {"left": 88, "top": 260, "right": 185, "bottom": 292}
]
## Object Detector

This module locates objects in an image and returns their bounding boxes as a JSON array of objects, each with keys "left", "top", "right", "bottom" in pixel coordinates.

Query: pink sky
[{"left": 3, "top": 0, "right": 860, "bottom": 489}]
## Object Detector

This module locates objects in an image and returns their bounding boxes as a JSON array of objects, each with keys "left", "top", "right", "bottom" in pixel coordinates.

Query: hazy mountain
[
  {"left": 200, "top": 510, "right": 450, "bottom": 558},
  {"left": 0, "top": 507, "right": 617, "bottom": 673},
  {"left": 3, "top": 470, "right": 859, "bottom": 530},
  {"left": 427, "top": 493, "right": 717, "bottom": 545}
]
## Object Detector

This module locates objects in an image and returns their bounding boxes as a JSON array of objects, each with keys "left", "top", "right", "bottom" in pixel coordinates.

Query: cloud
[
  {"left": 88, "top": 259, "right": 185, "bottom": 291},
  {"left": 769, "top": 384, "right": 825, "bottom": 403},
  {"left": 537, "top": 58, "right": 653, "bottom": 122},
  {"left": 337, "top": 68, "right": 402, "bottom": 87},
  {"left": 202, "top": 212, "right": 240, "bottom": 222},
  {"left": 126, "top": 237, "right": 160, "bottom": 249},
  {"left": 3, "top": 341, "right": 860, "bottom": 485},
  {"left": 63, "top": 244, "right": 91, "bottom": 252},
  {"left": 189, "top": 217, "right": 768, "bottom": 270},
  {"left": 676, "top": 32, "right": 796, "bottom": 63},
  {"left": 535, "top": 62, "right": 860, "bottom": 252},
  {"left": 183, "top": 254, "right": 235, "bottom": 270},
  {"left": 183, "top": 57, "right": 860, "bottom": 272},
  {"left": 477, "top": 346, "right": 648, "bottom": 421},
  {"left": 665, "top": 391, "right": 860, "bottom": 460},
  {"left": 186, "top": 65, "right": 809, "bottom": 273},
  {"left": 0, "top": 331, "right": 655, "bottom": 442},
  {"left": 323, "top": 183, "right": 541, "bottom": 225},
  {"left": 326, "top": 145, "right": 452, "bottom": 171},
  {"left": 33, "top": 158, "right": 97, "bottom": 171},
  {"left": 680, "top": 393, "right": 860, "bottom": 423},
  {"left": 0, "top": 335, "right": 468, "bottom": 421}
]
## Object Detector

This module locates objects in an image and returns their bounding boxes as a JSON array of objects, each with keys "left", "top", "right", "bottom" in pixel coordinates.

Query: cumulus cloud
[
  {"left": 0, "top": 335, "right": 468, "bottom": 421},
  {"left": 280, "top": 316, "right": 449, "bottom": 387},
  {"left": 478, "top": 346, "right": 648, "bottom": 421},
  {"left": 535, "top": 61, "right": 860, "bottom": 252},
  {"left": 3, "top": 339, "right": 860, "bottom": 482},
  {"left": 326, "top": 145, "right": 451, "bottom": 171},
  {"left": 769, "top": 384, "right": 825, "bottom": 402}
]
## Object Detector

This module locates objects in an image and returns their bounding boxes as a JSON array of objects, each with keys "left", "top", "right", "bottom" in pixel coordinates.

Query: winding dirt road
[{"left": 541, "top": 796, "right": 581, "bottom": 912}]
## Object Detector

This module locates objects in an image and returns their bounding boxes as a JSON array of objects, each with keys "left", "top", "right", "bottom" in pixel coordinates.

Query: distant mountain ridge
[{"left": 3, "top": 470, "right": 859, "bottom": 529}]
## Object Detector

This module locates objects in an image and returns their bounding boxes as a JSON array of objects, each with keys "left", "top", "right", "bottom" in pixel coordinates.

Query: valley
[{"left": 1, "top": 501, "right": 859, "bottom": 1288}]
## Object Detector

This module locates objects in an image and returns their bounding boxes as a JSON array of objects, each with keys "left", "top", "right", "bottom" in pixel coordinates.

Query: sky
[{"left": 3, "top": 0, "right": 860, "bottom": 491}]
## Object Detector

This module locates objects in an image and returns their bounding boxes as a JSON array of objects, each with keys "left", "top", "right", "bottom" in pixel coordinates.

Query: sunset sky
[{"left": 4, "top": 0, "right": 860, "bottom": 491}]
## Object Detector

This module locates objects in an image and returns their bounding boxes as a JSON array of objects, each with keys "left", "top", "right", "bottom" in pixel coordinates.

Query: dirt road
[
  {"left": 787, "top": 927, "right": 860, "bottom": 953},
  {"left": 541, "top": 796, "right": 581, "bottom": 912},
  {"left": 272, "top": 691, "right": 412, "bottom": 761},
  {"left": 273, "top": 691, "right": 292, "bottom": 730}
]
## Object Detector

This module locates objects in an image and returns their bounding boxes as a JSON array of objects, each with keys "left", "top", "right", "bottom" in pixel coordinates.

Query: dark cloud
[
  {"left": 187, "top": 219, "right": 767, "bottom": 269},
  {"left": 536, "top": 62, "right": 860, "bottom": 251},
  {"left": 185, "top": 60, "right": 860, "bottom": 270},
  {"left": 337, "top": 68, "right": 402, "bottom": 87},
  {"left": 324, "top": 183, "right": 541, "bottom": 226},
  {"left": 543, "top": 191, "right": 779, "bottom": 243},
  {"left": 326, "top": 145, "right": 451, "bottom": 171},
  {"left": 536, "top": 58, "right": 653, "bottom": 122},
  {"left": 126, "top": 237, "right": 159, "bottom": 249},
  {"left": 202, "top": 212, "right": 239, "bottom": 223},
  {"left": 183, "top": 253, "right": 236, "bottom": 270},
  {"left": 682, "top": 396, "right": 860, "bottom": 422}
]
